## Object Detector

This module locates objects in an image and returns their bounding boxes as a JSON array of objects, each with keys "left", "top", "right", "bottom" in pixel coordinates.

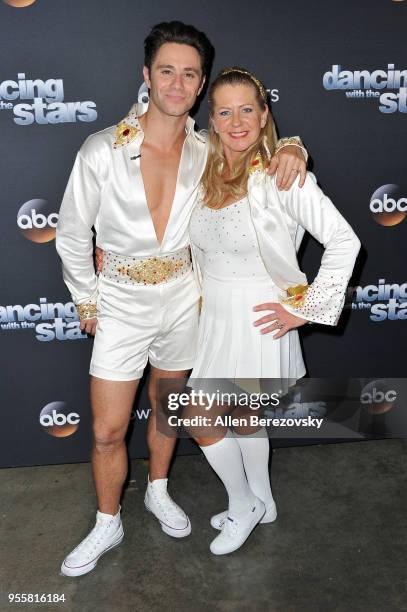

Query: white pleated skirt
[{"left": 190, "top": 272, "right": 306, "bottom": 381}]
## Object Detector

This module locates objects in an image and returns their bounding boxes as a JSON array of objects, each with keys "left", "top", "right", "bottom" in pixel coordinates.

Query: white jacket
[{"left": 191, "top": 164, "right": 361, "bottom": 326}]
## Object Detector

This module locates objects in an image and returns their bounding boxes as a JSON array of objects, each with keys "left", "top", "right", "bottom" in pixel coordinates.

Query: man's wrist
[{"left": 275, "top": 137, "right": 308, "bottom": 163}]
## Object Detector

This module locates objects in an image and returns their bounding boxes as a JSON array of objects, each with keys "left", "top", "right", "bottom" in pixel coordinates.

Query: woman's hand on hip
[{"left": 252, "top": 302, "right": 308, "bottom": 339}]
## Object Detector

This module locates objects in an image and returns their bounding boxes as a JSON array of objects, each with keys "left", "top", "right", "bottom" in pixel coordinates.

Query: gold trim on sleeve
[
  {"left": 281, "top": 284, "right": 309, "bottom": 309},
  {"left": 274, "top": 137, "right": 308, "bottom": 162},
  {"left": 76, "top": 303, "right": 98, "bottom": 321}
]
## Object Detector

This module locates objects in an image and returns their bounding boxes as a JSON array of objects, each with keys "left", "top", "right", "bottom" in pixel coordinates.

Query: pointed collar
[{"left": 113, "top": 101, "right": 197, "bottom": 149}]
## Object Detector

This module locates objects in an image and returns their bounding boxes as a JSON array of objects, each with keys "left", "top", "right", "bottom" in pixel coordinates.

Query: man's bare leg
[
  {"left": 91, "top": 376, "right": 140, "bottom": 515},
  {"left": 147, "top": 366, "right": 189, "bottom": 480},
  {"left": 144, "top": 366, "right": 192, "bottom": 538},
  {"left": 61, "top": 376, "right": 139, "bottom": 576}
]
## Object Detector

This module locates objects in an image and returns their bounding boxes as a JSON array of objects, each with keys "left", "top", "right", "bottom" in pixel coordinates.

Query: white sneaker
[
  {"left": 211, "top": 498, "right": 277, "bottom": 530},
  {"left": 60, "top": 508, "right": 123, "bottom": 577},
  {"left": 209, "top": 498, "right": 265, "bottom": 555},
  {"left": 144, "top": 478, "right": 191, "bottom": 538}
]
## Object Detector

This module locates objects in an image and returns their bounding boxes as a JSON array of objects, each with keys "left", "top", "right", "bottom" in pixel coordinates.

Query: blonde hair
[{"left": 201, "top": 67, "right": 277, "bottom": 209}]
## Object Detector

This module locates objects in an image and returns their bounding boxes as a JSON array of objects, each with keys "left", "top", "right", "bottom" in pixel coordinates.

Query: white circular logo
[
  {"left": 17, "top": 199, "right": 59, "bottom": 242},
  {"left": 369, "top": 184, "right": 407, "bottom": 226},
  {"left": 360, "top": 380, "right": 397, "bottom": 414},
  {"left": 39, "top": 402, "right": 80, "bottom": 437}
]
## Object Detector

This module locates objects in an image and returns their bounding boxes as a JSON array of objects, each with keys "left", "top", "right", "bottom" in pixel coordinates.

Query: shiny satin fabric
[
  {"left": 56, "top": 102, "right": 208, "bottom": 306},
  {"left": 90, "top": 271, "right": 200, "bottom": 380},
  {"left": 191, "top": 171, "right": 361, "bottom": 326}
]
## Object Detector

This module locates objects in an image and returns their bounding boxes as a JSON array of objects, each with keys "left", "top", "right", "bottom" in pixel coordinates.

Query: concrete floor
[{"left": 1, "top": 439, "right": 406, "bottom": 612}]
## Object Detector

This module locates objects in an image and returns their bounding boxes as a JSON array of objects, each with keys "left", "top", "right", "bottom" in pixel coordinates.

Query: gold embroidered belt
[{"left": 102, "top": 247, "right": 191, "bottom": 286}]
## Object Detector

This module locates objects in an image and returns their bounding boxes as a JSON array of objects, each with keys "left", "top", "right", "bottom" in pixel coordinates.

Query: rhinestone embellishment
[
  {"left": 117, "top": 257, "right": 184, "bottom": 285},
  {"left": 114, "top": 121, "right": 140, "bottom": 148},
  {"left": 281, "top": 284, "right": 309, "bottom": 308},
  {"left": 76, "top": 302, "right": 97, "bottom": 321}
]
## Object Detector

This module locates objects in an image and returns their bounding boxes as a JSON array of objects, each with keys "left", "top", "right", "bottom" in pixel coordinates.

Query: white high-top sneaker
[
  {"left": 144, "top": 478, "right": 191, "bottom": 538},
  {"left": 210, "top": 497, "right": 277, "bottom": 530},
  {"left": 209, "top": 498, "right": 265, "bottom": 555},
  {"left": 60, "top": 508, "right": 123, "bottom": 577}
]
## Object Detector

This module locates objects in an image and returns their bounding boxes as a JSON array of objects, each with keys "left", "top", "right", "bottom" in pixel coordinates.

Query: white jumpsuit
[{"left": 56, "top": 102, "right": 207, "bottom": 380}]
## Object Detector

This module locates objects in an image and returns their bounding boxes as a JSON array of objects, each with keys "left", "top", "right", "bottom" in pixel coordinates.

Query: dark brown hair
[{"left": 144, "top": 21, "right": 214, "bottom": 78}]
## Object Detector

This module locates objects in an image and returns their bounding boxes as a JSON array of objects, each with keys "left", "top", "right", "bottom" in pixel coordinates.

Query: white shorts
[{"left": 90, "top": 269, "right": 200, "bottom": 381}]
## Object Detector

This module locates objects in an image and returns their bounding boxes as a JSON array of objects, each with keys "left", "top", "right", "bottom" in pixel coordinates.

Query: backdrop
[{"left": 1, "top": 0, "right": 406, "bottom": 467}]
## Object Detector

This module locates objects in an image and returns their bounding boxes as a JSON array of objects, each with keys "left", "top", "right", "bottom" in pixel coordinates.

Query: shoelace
[
  {"left": 72, "top": 518, "right": 114, "bottom": 556},
  {"left": 153, "top": 489, "right": 186, "bottom": 519},
  {"left": 223, "top": 517, "right": 239, "bottom": 538}
]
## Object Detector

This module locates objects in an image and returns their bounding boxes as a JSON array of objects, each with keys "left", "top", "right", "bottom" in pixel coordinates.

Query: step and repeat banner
[{"left": 0, "top": 0, "right": 405, "bottom": 467}]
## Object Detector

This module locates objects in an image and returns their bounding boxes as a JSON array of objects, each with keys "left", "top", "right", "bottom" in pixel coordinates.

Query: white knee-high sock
[
  {"left": 200, "top": 435, "right": 256, "bottom": 517},
  {"left": 235, "top": 428, "right": 274, "bottom": 509}
]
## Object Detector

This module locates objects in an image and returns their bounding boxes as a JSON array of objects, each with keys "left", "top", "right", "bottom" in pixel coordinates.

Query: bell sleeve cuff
[{"left": 276, "top": 173, "right": 360, "bottom": 325}]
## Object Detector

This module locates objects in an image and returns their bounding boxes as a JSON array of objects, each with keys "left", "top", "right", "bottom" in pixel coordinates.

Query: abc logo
[
  {"left": 2, "top": 0, "right": 36, "bottom": 6},
  {"left": 370, "top": 184, "right": 407, "bottom": 227},
  {"left": 39, "top": 401, "right": 80, "bottom": 437},
  {"left": 17, "top": 199, "right": 59, "bottom": 243},
  {"left": 360, "top": 380, "right": 397, "bottom": 414},
  {"left": 138, "top": 82, "right": 149, "bottom": 104}
]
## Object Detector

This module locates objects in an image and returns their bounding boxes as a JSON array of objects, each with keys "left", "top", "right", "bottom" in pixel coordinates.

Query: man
[{"left": 56, "top": 21, "right": 307, "bottom": 577}]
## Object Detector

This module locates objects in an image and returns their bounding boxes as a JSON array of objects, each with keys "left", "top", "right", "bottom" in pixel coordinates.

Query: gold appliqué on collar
[
  {"left": 248, "top": 153, "right": 266, "bottom": 174},
  {"left": 114, "top": 121, "right": 140, "bottom": 149}
]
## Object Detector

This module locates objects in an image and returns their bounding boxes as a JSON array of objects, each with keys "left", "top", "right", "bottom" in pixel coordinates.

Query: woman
[{"left": 187, "top": 67, "right": 360, "bottom": 555}]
